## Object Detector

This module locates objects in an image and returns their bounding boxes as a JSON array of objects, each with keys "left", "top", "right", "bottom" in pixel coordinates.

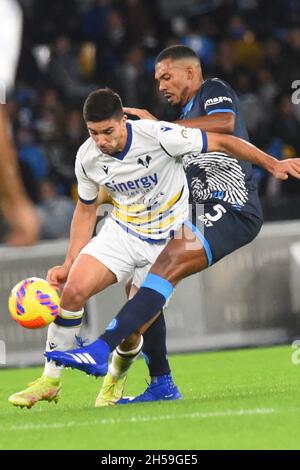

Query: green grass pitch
[{"left": 1, "top": 345, "right": 299, "bottom": 450}]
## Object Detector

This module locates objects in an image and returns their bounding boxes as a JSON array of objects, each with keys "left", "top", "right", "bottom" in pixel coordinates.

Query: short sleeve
[
  {"left": 202, "top": 79, "right": 236, "bottom": 116},
  {"left": 158, "top": 121, "right": 208, "bottom": 158},
  {"left": 75, "top": 153, "right": 99, "bottom": 204}
]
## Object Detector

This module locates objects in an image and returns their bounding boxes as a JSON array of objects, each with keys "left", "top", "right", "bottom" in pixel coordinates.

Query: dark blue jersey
[{"left": 180, "top": 78, "right": 262, "bottom": 218}]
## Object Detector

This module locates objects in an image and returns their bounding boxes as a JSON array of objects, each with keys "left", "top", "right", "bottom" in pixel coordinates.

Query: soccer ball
[{"left": 8, "top": 277, "right": 60, "bottom": 329}]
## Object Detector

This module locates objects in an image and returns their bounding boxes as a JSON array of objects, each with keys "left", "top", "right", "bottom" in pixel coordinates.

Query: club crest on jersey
[{"left": 137, "top": 155, "right": 152, "bottom": 168}]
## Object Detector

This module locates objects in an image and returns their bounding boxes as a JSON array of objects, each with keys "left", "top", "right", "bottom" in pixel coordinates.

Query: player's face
[
  {"left": 155, "top": 58, "right": 191, "bottom": 106},
  {"left": 87, "top": 116, "right": 127, "bottom": 155}
]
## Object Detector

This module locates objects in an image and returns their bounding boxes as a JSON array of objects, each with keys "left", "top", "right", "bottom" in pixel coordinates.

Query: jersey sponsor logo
[
  {"left": 104, "top": 173, "right": 158, "bottom": 193},
  {"left": 142, "top": 191, "right": 165, "bottom": 207},
  {"left": 137, "top": 155, "right": 152, "bottom": 168},
  {"left": 204, "top": 96, "right": 233, "bottom": 109}
]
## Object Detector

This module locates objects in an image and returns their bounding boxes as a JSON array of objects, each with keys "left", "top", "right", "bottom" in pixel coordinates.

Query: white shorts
[{"left": 80, "top": 217, "right": 168, "bottom": 287}]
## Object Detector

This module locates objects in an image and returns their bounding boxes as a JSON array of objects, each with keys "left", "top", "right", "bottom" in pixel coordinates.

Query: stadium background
[
  {"left": 2, "top": 0, "right": 300, "bottom": 238},
  {"left": 1, "top": 0, "right": 300, "bottom": 363},
  {"left": 1, "top": 0, "right": 300, "bottom": 452}
]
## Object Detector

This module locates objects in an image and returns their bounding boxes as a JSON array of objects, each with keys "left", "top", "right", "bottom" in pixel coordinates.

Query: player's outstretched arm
[
  {"left": 123, "top": 107, "right": 158, "bottom": 121},
  {"left": 206, "top": 132, "right": 300, "bottom": 180},
  {"left": 174, "top": 113, "right": 235, "bottom": 133},
  {"left": 124, "top": 107, "right": 234, "bottom": 133}
]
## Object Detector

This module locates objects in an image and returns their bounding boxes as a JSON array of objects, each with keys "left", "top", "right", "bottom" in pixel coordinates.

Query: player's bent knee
[
  {"left": 150, "top": 253, "right": 183, "bottom": 284},
  {"left": 151, "top": 250, "right": 174, "bottom": 277},
  {"left": 150, "top": 248, "right": 208, "bottom": 285},
  {"left": 61, "top": 283, "right": 88, "bottom": 310}
]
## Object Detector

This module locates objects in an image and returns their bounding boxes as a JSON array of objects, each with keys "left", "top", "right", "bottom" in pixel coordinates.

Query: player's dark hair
[
  {"left": 156, "top": 45, "right": 200, "bottom": 64},
  {"left": 83, "top": 88, "right": 123, "bottom": 122}
]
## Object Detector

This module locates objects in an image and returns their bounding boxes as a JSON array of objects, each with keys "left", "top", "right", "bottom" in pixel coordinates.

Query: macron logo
[
  {"left": 160, "top": 126, "right": 173, "bottom": 132},
  {"left": 204, "top": 96, "right": 233, "bottom": 109}
]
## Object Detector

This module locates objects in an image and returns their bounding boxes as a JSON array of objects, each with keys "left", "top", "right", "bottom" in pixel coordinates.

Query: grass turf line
[{"left": 1, "top": 345, "right": 299, "bottom": 450}]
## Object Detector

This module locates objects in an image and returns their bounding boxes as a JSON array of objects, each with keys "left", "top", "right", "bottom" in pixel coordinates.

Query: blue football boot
[
  {"left": 117, "top": 373, "right": 182, "bottom": 404},
  {"left": 44, "top": 338, "right": 110, "bottom": 377}
]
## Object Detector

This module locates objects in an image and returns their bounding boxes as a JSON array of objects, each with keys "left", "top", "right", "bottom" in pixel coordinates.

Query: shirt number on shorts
[{"left": 205, "top": 204, "right": 227, "bottom": 222}]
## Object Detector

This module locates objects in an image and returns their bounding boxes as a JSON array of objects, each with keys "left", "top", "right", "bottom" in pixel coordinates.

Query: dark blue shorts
[{"left": 184, "top": 201, "right": 263, "bottom": 266}]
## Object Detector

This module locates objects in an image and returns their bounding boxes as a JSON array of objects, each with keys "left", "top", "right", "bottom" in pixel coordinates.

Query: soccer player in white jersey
[
  {"left": 8, "top": 88, "right": 192, "bottom": 407},
  {"left": 10, "top": 88, "right": 300, "bottom": 408}
]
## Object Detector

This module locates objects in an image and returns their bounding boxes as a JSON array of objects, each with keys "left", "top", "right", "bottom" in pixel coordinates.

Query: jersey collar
[
  {"left": 111, "top": 122, "right": 133, "bottom": 160},
  {"left": 180, "top": 95, "right": 196, "bottom": 118}
]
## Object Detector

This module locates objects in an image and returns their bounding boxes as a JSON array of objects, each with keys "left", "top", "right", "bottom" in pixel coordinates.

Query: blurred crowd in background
[{"left": 2, "top": 0, "right": 300, "bottom": 242}]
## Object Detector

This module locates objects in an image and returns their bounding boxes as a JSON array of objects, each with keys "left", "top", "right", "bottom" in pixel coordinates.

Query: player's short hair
[
  {"left": 83, "top": 88, "right": 123, "bottom": 122},
  {"left": 156, "top": 45, "right": 200, "bottom": 64}
]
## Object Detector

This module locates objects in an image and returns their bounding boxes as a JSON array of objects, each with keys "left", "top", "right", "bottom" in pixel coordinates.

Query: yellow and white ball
[{"left": 8, "top": 277, "right": 60, "bottom": 329}]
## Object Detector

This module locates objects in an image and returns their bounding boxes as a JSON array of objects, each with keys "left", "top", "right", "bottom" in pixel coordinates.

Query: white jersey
[
  {"left": 0, "top": 0, "right": 22, "bottom": 93},
  {"left": 75, "top": 119, "right": 208, "bottom": 241}
]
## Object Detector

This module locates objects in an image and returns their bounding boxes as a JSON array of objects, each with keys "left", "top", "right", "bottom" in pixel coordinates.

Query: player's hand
[
  {"left": 123, "top": 107, "right": 158, "bottom": 120},
  {"left": 47, "top": 264, "right": 70, "bottom": 290},
  {"left": 272, "top": 158, "right": 300, "bottom": 180}
]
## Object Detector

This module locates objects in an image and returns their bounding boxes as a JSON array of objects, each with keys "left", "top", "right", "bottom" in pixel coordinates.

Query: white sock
[
  {"left": 43, "top": 308, "right": 84, "bottom": 380},
  {"left": 108, "top": 337, "right": 143, "bottom": 379}
]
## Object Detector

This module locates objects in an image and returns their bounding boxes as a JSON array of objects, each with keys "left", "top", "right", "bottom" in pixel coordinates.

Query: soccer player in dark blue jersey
[
  {"left": 44, "top": 47, "right": 300, "bottom": 406},
  {"left": 95, "top": 45, "right": 265, "bottom": 405}
]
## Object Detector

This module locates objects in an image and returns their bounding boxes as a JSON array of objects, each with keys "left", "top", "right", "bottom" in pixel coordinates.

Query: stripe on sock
[
  {"left": 54, "top": 316, "right": 83, "bottom": 327},
  {"left": 116, "top": 337, "right": 144, "bottom": 358},
  {"left": 141, "top": 273, "right": 174, "bottom": 301},
  {"left": 60, "top": 308, "right": 84, "bottom": 319}
]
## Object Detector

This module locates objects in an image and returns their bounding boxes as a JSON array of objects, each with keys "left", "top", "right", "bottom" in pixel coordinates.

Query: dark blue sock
[
  {"left": 100, "top": 273, "right": 173, "bottom": 351},
  {"left": 142, "top": 311, "right": 171, "bottom": 377}
]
